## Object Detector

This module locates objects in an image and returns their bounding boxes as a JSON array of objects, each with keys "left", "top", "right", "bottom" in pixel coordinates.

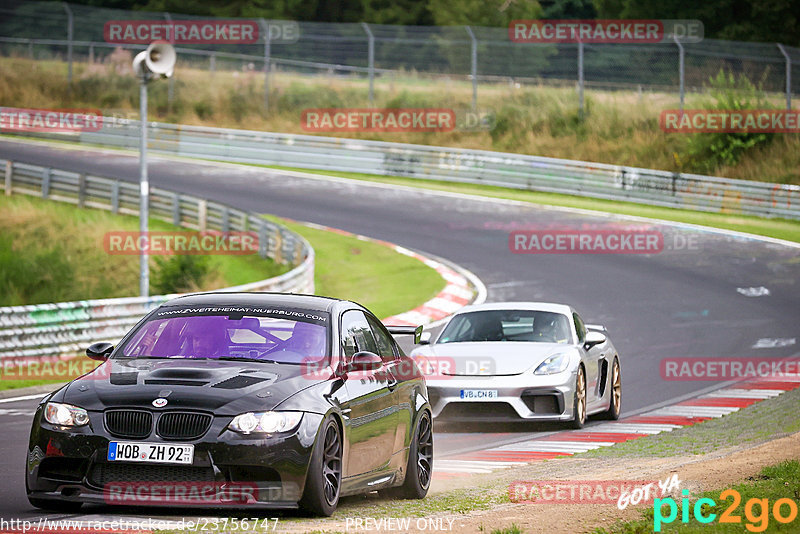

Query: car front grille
[
  {"left": 89, "top": 463, "right": 214, "bottom": 486},
  {"left": 105, "top": 410, "right": 153, "bottom": 439},
  {"left": 156, "top": 412, "right": 213, "bottom": 440}
]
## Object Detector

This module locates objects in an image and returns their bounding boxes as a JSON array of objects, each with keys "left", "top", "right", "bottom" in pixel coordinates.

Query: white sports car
[{"left": 410, "top": 302, "right": 621, "bottom": 428}]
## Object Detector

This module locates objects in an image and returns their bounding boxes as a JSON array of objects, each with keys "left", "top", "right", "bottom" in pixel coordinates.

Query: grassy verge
[
  {"left": 584, "top": 387, "right": 800, "bottom": 458},
  {"left": 594, "top": 460, "right": 800, "bottom": 533},
  {"left": 2, "top": 55, "right": 799, "bottom": 184},
  {"left": 265, "top": 165, "right": 800, "bottom": 244},
  {"left": 0, "top": 194, "right": 288, "bottom": 306},
  {"left": 271, "top": 217, "right": 446, "bottom": 320}
]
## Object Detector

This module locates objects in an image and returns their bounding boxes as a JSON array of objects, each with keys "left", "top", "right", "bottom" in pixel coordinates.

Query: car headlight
[
  {"left": 228, "top": 411, "right": 303, "bottom": 434},
  {"left": 534, "top": 354, "right": 570, "bottom": 375},
  {"left": 44, "top": 402, "right": 90, "bottom": 426}
]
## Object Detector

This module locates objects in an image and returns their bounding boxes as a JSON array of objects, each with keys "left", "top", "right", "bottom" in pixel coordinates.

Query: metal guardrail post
[
  {"left": 110, "top": 181, "right": 119, "bottom": 213},
  {"left": 62, "top": 3, "right": 73, "bottom": 90},
  {"left": 172, "top": 192, "right": 180, "bottom": 225},
  {"left": 465, "top": 26, "right": 478, "bottom": 112},
  {"left": 222, "top": 207, "right": 230, "bottom": 232},
  {"left": 164, "top": 12, "right": 175, "bottom": 113},
  {"left": 777, "top": 44, "right": 792, "bottom": 110},
  {"left": 361, "top": 22, "right": 375, "bottom": 106},
  {"left": 77, "top": 173, "right": 86, "bottom": 207},
  {"left": 4, "top": 160, "right": 11, "bottom": 196},
  {"left": 674, "top": 35, "right": 685, "bottom": 113},
  {"left": 198, "top": 199, "right": 207, "bottom": 231},
  {"left": 210, "top": 54, "right": 216, "bottom": 75},
  {"left": 258, "top": 222, "right": 268, "bottom": 259},
  {"left": 41, "top": 168, "right": 51, "bottom": 198}
]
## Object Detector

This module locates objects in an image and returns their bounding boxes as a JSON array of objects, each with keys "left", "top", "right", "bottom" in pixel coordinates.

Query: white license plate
[
  {"left": 108, "top": 442, "right": 194, "bottom": 464},
  {"left": 460, "top": 389, "right": 498, "bottom": 400}
]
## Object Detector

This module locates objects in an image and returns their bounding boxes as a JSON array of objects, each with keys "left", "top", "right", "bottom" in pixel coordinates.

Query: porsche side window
[
  {"left": 573, "top": 313, "right": 587, "bottom": 345},
  {"left": 341, "top": 310, "right": 378, "bottom": 359},
  {"left": 366, "top": 315, "right": 398, "bottom": 362}
]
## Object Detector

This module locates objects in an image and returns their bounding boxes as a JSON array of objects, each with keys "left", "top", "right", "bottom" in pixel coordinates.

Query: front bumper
[
  {"left": 26, "top": 406, "right": 323, "bottom": 508},
  {"left": 426, "top": 370, "right": 576, "bottom": 422}
]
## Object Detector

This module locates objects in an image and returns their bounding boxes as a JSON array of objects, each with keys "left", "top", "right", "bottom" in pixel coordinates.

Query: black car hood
[{"left": 59, "top": 358, "right": 329, "bottom": 415}]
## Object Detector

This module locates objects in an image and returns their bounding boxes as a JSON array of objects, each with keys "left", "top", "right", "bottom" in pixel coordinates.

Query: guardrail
[
  {"left": 33, "top": 119, "right": 800, "bottom": 220},
  {"left": 0, "top": 158, "right": 315, "bottom": 360}
]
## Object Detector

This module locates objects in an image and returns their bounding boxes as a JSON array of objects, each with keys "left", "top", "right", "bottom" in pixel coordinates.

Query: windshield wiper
[{"left": 215, "top": 356, "right": 284, "bottom": 364}]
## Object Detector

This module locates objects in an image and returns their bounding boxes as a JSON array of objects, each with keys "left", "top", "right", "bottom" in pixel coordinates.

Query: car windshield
[
  {"left": 118, "top": 313, "right": 329, "bottom": 365},
  {"left": 437, "top": 310, "right": 572, "bottom": 344}
]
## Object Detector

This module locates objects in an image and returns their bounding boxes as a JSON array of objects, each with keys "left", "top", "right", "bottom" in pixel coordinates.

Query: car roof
[
  {"left": 159, "top": 292, "right": 342, "bottom": 313},
  {"left": 453, "top": 301, "right": 574, "bottom": 316}
]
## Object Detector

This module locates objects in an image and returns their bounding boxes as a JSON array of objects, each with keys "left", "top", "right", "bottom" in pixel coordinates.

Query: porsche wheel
[{"left": 569, "top": 366, "right": 587, "bottom": 429}]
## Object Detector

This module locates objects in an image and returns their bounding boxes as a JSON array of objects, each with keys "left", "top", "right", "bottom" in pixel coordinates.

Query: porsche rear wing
[{"left": 386, "top": 324, "right": 424, "bottom": 344}]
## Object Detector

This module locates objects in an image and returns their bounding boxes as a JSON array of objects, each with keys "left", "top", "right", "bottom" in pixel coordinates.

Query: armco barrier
[
  {"left": 28, "top": 119, "right": 800, "bottom": 220},
  {"left": 0, "top": 158, "right": 314, "bottom": 360}
]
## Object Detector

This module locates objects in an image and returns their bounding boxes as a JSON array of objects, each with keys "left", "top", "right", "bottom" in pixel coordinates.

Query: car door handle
[{"left": 386, "top": 375, "right": 398, "bottom": 391}]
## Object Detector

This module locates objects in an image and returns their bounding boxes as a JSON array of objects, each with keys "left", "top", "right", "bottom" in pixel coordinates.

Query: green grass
[
  {"left": 594, "top": 460, "right": 800, "bottom": 533},
  {"left": 0, "top": 194, "right": 288, "bottom": 306},
  {"left": 584, "top": 387, "right": 800, "bottom": 458},
  {"left": 271, "top": 217, "right": 447, "bottom": 320},
  {"left": 264, "top": 165, "right": 800, "bottom": 244},
  {"left": 0, "top": 378, "right": 64, "bottom": 392}
]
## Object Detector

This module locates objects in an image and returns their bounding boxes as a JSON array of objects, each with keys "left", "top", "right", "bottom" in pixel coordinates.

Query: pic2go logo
[{"left": 654, "top": 489, "right": 798, "bottom": 532}]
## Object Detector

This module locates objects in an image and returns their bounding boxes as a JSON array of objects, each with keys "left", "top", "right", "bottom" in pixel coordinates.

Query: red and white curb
[
  {"left": 299, "top": 221, "right": 486, "bottom": 326},
  {"left": 432, "top": 375, "right": 800, "bottom": 478}
]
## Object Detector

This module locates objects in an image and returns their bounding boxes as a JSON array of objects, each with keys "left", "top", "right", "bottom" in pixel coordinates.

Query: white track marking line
[{"left": 0, "top": 393, "right": 47, "bottom": 404}]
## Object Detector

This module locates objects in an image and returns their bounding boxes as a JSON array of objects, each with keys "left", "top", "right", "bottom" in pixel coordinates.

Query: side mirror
[
  {"left": 584, "top": 331, "right": 606, "bottom": 349},
  {"left": 86, "top": 342, "right": 114, "bottom": 361},
  {"left": 418, "top": 331, "right": 431, "bottom": 345},
  {"left": 346, "top": 351, "right": 382, "bottom": 373}
]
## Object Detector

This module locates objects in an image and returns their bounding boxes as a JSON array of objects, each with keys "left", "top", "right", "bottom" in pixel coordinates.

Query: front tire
[
  {"left": 568, "top": 366, "right": 587, "bottom": 429},
  {"left": 299, "top": 415, "right": 342, "bottom": 516},
  {"left": 393, "top": 410, "right": 433, "bottom": 499}
]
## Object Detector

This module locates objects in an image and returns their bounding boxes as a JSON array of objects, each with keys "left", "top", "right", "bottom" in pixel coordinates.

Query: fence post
[
  {"left": 62, "top": 3, "right": 73, "bottom": 91},
  {"left": 674, "top": 35, "right": 685, "bottom": 113},
  {"left": 578, "top": 40, "right": 584, "bottom": 119},
  {"left": 465, "top": 26, "right": 478, "bottom": 111},
  {"left": 259, "top": 19, "right": 271, "bottom": 112},
  {"left": 258, "top": 223, "right": 268, "bottom": 259},
  {"left": 210, "top": 53, "right": 216, "bottom": 75},
  {"left": 222, "top": 207, "right": 230, "bottom": 232},
  {"left": 89, "top": 44, "right": 94, "bottom": 64},
  {"left": 4, "top": 160, "right": 12, "bottom": 196},
  {"left": 361, "top": 22, "right": 375, "bottom": 106},
  {"left": 777, "top": 44, "right": 791, "bottom": 110}
]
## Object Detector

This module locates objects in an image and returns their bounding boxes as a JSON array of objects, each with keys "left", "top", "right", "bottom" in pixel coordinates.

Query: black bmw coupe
[{"left": 26, "top": 293, "right": 433, "bottom": 516}]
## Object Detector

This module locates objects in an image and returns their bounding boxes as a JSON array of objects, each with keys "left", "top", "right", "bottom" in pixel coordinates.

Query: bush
[
  {"left": 151, "top": 255, "right": 211, "bottom": 294},
  {"left": 683, "top": 70, "right": 774, "bottom": 174}
]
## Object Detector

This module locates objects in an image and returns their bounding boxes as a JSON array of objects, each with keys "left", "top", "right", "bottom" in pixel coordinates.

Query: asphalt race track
[{"left": 1, "top": 138, "right": 798, "bottom": 522}]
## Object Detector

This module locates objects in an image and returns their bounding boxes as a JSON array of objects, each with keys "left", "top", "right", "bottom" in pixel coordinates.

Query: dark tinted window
[{"left": 438, "top": 310, "right": 571, "bottom": 344}]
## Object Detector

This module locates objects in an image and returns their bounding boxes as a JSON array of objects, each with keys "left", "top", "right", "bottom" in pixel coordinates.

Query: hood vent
[
  {"left": 110, "top": 373, "right": 138, "bottom": 385},
  {"left": 144, "top": 379, "right": 209, "bottom": 386},
  {"left": 212, "top": 375, "right": 267, "bottom": 389}
]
